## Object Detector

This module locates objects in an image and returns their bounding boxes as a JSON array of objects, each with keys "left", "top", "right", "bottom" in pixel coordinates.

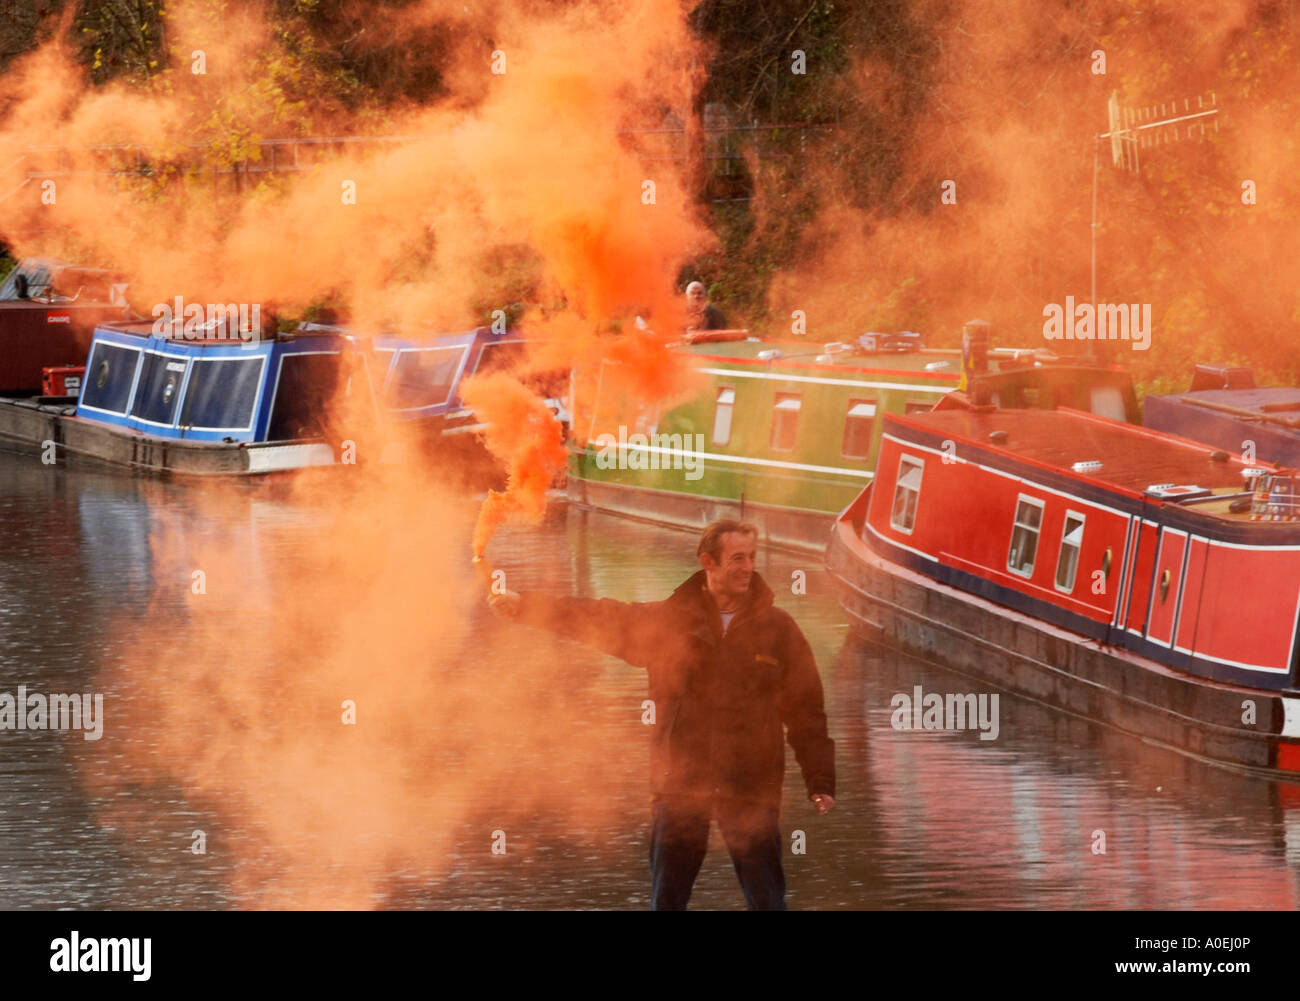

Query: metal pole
[{"left": 1090, "top": 137, "right": 1098, "bottom": 317}]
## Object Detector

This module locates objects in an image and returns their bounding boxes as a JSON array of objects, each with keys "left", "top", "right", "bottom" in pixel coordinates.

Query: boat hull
[
  {"left": 0, "top": 396, "right": 338, "bottom": 476},
  {"left": 826, "top": 508, "right": 1300, "bottom": 781}
]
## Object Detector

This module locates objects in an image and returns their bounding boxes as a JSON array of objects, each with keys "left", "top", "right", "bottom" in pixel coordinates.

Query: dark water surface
[{"left": 2, "top": 449, "right": 1299, "bottom": 909}]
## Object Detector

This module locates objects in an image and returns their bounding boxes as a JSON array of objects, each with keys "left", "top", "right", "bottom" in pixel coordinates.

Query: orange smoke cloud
[
  {"left": 461, "top": 372, "right": 568, "bottom": 559},
  {"left": 77, "top": 456, "right": 644, "bottom": 907},
  {"left": 3, "top": 0, "right": 716, "bottom": 907},
  {"left": 766, "top": 0, "right": 1300, "bottom": 386},
  {"left": 0, "top": 0, "right": 710, "bottom": 335}
]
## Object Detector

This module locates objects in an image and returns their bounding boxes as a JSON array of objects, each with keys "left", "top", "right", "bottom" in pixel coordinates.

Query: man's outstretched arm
[{"left": 491, "top": 590, "right": 668, "bottom": 670}]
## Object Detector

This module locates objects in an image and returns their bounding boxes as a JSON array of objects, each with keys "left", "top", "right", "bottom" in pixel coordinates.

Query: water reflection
[{"left": 0, "top": 449, "right": 1298, "bottom": 908}]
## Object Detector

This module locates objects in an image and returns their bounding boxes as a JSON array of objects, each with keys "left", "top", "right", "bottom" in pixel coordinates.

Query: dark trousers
[{"left": 649, "top": 794, "right": 787, "bottom": 910}]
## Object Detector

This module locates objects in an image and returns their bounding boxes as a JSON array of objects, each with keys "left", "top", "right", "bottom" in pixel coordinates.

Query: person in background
[
  {"left": 685, "top": 280, "right": 728, "bottom": 331},
  {"left": 488, "top": 519, "right": 836, "bottom": 910}
]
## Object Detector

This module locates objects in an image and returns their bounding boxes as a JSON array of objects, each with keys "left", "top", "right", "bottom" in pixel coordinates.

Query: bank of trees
[{"left": 4, "top": 2, "right": 1298, "bottom": 385}]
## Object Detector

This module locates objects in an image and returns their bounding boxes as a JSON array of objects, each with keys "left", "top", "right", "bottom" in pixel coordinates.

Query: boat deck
[{"left": 1173, "top": 386, "right": 1300, "bottom": 416}]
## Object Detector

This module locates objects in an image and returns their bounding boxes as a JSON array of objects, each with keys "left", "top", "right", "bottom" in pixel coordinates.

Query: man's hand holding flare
[{"left": 475, "top": 552, "right": 521, "bottom": 618}]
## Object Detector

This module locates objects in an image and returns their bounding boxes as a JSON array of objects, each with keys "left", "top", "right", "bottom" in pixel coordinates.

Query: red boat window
[
  {"left": 1055, "top": 512, "right": 1086, "bottom": 593},
  {"left": 1008, "top": 495, "right": 1045, "bottom": 578},
  {"left": 891, "top": 456, "right": 924, "bottom": 534},
  {"left": 770, "top": 392, "right": 802, "bottom": 451},
  {"left": 841, "top": 399, "right": 876, "bottom": 459},
  {"left": 713, "top": 386, "right": 735, "bottom": 445}
]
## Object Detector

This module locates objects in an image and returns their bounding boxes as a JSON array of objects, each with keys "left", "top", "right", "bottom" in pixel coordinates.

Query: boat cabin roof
[
  {"left": 1161, "top": 387, "right": 1300, "bottom": 421},
  {"left": 1144, "top": 384, "right": 1300, "bottom": 471},
  {"left": 892, "top": 407, "right": 1268, "bottom": 520},
  {"left": 677, "top": 331, "right": 1096, "bottom": 378},
  {"left": 0, "top": 258, "right": 119, "bottom": 304},
  {"left": 75, "top": 319, "right": 504, "bottom": 443}
]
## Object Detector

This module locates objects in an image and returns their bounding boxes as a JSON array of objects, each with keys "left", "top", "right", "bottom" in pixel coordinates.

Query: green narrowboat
[{"left": 566, "top": 325, "right": 1137, "bottom": 553}]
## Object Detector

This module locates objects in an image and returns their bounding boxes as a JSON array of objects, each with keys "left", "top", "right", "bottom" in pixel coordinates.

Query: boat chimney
[{"left": 960, "top": 319, "right": 990, "bottom": 390}]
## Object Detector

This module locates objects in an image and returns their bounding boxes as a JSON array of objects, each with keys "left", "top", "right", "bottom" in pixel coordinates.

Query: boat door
[
  {"left": 1142, "top": 526, "right": 1190, "bottom": 659},
  {"left": 125, "top": 335, "right": 190, "bottom": 434},
  {"left": 1113, "top": 512, "right": 1160, "bottom": 643}
]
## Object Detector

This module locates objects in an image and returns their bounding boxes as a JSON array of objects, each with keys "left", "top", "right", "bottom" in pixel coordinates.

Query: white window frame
[
  {"left": 712, "top": 386, "right": 735, "bottom": 445},
  {"left": 384, "top": 344, "right": 470, "bottom": 412},
  {"left": 177, "top": 354, "right": 270, "bottom": 433},
  {"left": 1007, "top": 494, "right": 1046, "bottom": 579},
  {"left": 262, "top": 351, "right": 340, "bottom": 437},
  {"left": 129, "top": 349, "right": 192, "bottom": 429},
  {"left": 79, "top": 341, "right": 144, "bottom": 418},
  {"left": 1089, "top": 384, "right": 1126, "bottom": 421},
  {"left": 770, "top": 392, "right": 802, "bottom": 452},
  {"left": 1054, "top": 510, "right": 1087, "bottom": 593},
  {"left": 841, "top": 398, "right": 876, "bottom": 459},
  {"left": 890, "top": 455, "right": 925, "bottom": 535}
]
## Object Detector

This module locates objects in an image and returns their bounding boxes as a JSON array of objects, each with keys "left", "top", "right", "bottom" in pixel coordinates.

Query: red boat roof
[{"left": 891, "top": 407, "right": 1268, "bottom": 515}]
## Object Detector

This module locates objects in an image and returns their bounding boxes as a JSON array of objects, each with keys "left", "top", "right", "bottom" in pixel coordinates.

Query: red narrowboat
[
  {"left": 0, "top": 259, "right": 123, "bottom": 395},
  {"left": 826, "top": 402, "right": 1300, "bottom": 779}
]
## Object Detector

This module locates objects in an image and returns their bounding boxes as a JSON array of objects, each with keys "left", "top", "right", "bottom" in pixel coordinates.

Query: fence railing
[{"left": 0, "top": 123, "right": 836, "bottom": 202}]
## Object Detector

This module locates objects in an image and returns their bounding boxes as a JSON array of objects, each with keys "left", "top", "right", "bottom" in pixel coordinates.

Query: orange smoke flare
[
  {"left": 472, "top": 553, "right": 496, "bottom": 592},
  {"left": 460, "top": 372, "right": 568, "bottom": 559}
]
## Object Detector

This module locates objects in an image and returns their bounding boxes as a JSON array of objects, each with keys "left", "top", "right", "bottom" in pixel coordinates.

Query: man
[
  {"left": 489, "top": 520, "right": 835, "bottom": 910},
  {"left": 685, "top": 280, "right": 728, "bottom": 331}
]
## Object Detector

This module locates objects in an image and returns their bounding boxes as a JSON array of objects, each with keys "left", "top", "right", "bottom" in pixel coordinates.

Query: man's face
[
  {"left": 687, "top": 284, "right": 707, "bottom": 309},
  {"left": 702, "top": 532, "right": 756, "bottom": 601}
]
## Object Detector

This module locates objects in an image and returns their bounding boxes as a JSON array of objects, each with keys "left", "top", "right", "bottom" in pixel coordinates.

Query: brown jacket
[{"left": 516, "top": 570, "right": 835, "bottom": 806}]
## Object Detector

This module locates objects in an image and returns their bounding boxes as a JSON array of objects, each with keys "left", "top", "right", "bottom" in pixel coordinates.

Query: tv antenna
[{"left": 1090, "top": 91, "right": 1221, "bottom": 309}]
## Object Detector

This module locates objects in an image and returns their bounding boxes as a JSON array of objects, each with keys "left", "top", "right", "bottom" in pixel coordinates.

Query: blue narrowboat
[{"left": 0, "top": 318, "right": 538, "bottom": 476}]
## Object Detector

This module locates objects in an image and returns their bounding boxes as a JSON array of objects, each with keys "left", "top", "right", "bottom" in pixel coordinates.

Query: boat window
[
  {"left": 372, "top": 348, "right": 397, "bottom": 384},
  {"left": 474, "top": 340, "right": 526, "bottom": 376},
  {"left": 79, "top": 341, "right": 141, "bottom": 415},
  {"left": 770, "top": 392, "right": 802, "bottom": 451},
  {"left": 713, "top": 386, "right": 735, "bottom": 445},
  {"left": 890, "top": 456, "right": 924, "bottom": 534},
  {"left": 1055, "top": 512, "right": 1086, "bottom": 592},
  {"left": 1089, "top": 385, "right": 1126, "bottom": 421},
  {"left": 268, "top": 353, "right": 342, "bottom": 440},
  {"left": 131, "top": 353, "right": 188, "bottom": 426},
  {"left": 842, "top": 399, "right": 876, "bottom": 459},
  {"left": 179, "top": 356, "right": 264, "bottom": 431},
  {"left": 1008, "top": 495, "right": 1045, "bottom": 578},
  {"left": 387, "top": 345, "right": 467, "bottom": 411}
]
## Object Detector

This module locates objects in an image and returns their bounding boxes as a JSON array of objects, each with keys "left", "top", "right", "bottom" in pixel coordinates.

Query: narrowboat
[
  {"left": 567, "top": 321, "right": 1137, "bottom": 553},
  {"left": 826, "top": 400, "right": 1300, "bottom": 780},
  {"left": 1145, "top": 363, "right": 1300, "bottom": 468},
  {"left": 0, "top": 258, "right": 125, "bottom": 394},
  {"left": 0, "top": 318, "right": 534, "bottom": 477}
]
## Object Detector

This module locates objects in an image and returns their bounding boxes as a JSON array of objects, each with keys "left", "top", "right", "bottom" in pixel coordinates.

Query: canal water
[{"left": 2, "top": 447, "right": 1299, "bottom": 910}]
